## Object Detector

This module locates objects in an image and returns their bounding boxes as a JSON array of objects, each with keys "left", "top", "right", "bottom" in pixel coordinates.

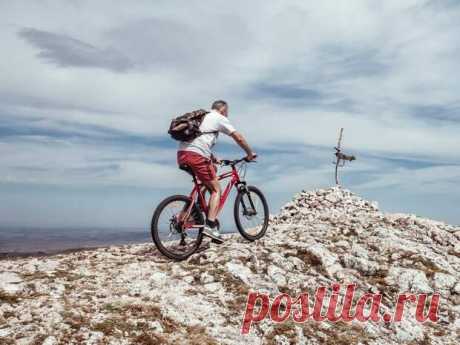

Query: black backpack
[{"left": 168, "top": 109, "right": 217, "bottom": 142}]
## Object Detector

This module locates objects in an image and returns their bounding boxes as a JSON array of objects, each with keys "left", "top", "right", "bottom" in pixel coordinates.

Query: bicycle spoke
[
  {"left": 235, "top": 186, "right": 268, "bottom": 240},
  {"left": 154, "top": 198, "right": 202, "bottom": 257},
  {"left": 253, "top": 194, "right": 259, "bottom": 212},
  {"left": 253, "top": 215, "right": 264, "bottom": 222}
]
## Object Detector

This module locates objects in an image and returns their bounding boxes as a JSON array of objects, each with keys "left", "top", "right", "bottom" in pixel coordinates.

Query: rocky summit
[{"left": 0, "top": 186, "right": 459, "bottom": 345}]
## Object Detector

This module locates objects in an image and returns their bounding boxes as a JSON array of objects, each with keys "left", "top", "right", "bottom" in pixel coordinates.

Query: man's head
[{"left": 211, "top": 100, "right": 228, "bottom": 116}]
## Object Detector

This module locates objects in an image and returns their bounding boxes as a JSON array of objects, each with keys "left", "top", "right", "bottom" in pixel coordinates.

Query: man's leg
[
  {"left": 201, "top": 177, "right": 224, "bottom": 243},
  {"left": 184, "top": 154, "right": 223, "bottom": 242},
  {"left": 203, "top": 178, "right": 221, "bottom": 223}
]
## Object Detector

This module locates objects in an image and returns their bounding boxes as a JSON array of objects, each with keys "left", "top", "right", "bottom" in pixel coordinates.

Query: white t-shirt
[{"left": 178, "top": 110, "right": 236, "bottom": 158}]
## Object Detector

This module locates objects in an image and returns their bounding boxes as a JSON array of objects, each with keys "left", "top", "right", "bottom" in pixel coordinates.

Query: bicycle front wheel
[
  {"left": 151, "top": 195, "right": 204, "bottom": 261},
  {"left": 234, "top": 185, "right": 269, "bottom": 241}
]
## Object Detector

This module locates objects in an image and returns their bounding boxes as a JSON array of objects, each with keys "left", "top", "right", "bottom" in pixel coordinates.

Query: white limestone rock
[
  {"left": 0, "top": 272, "right": 24, "bottom": 294},
  {"left": 267, "top": 265, "right": 287, "bottom": 287},
  {"left": 453, "top": 283, "right": 460, "bottom": 295},
  {"left": 433, "top": 272, "right": 456, "bottom": 291},
  {"left": 226, "top": 262, "right": 253, "bottom": 286},
  {"left": 42, "top": 336, "right": 58, "bottom": 345},
  {"left": 387, "top": 267, "right": 433, "bottom": 293},
  {"left": 306, "top": 243, "right": 342, "bottom": 278},
  {"left": 200, "top": 272, "right": 215, "bottom": 284}
]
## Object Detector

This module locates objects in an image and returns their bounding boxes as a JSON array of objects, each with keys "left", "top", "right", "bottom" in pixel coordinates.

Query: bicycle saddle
[{"left": 179, "top": 164, "right": 194, "bottom": 176}]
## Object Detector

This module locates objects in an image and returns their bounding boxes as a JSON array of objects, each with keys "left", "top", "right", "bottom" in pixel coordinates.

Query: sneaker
[{"left": 202, "top": 226, "right": 224, "bottom": 244}]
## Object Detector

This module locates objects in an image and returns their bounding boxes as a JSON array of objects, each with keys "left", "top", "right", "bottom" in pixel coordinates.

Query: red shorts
[{"left": 177, "top": 151, "right": 217, "bottom": 183}]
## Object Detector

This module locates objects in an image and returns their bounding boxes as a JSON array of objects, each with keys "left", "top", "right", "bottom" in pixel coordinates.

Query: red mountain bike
[{"left": 151, "top": 157, "right": 269, "bottom": 260}]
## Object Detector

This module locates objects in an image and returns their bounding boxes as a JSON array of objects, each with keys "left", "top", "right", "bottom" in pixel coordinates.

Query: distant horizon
[
  {"left": 1, "top": 183, "right": 459, "bottom": 230},
  {"left": 1, "top": 182, "right": 458, "bottom": 254}
]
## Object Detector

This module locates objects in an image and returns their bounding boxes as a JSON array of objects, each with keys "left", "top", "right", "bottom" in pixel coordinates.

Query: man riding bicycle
[{"left": 177, "top": 100, "right": 256, "bottom": 243}]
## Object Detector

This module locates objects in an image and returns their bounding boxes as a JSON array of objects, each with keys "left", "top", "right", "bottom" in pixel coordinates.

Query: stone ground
[{"left": 0, "top": 186, "right": 459, "bottom": 344}]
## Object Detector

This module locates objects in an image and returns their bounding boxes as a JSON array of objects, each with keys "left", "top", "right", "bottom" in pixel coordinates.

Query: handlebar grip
[{"left": 244, "top": 154, "right": 258, "bottom": 162}]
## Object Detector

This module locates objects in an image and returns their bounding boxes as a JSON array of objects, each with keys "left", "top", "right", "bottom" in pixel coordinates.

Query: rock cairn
[
  {"left": 0, "top": 186, "right": 459, "bottom": 344},
  {"left": 274, "top": 186, "right": 379, "bottom": 225}
]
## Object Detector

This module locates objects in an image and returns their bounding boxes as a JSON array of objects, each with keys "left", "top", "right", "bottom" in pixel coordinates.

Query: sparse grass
[
  {"left": 265, "top": 321, "right": 298, "bottom": 345},
  {"left": 63, "top": 312, "right": 88, "bottom": 330},
  {"left": 368, "top": 243, "right": 381, "bottom": 252},
  {"left": 3, "top": 310, "right": 15, "bottom": 319},
  {"left": 160, "top": 315, "right": 181, "bottom": 334},
  {"left": 122, "top": 304, "right": 180, "bottom": 334},
  {"left": 206, "top": 265, "right": 252, "bottom": 324},
  {"left": 30, "top": 334, "right": 48, "bottom": 345},
  {"left": 409, "top": 334, "right": 432, "bottom": 345},
  {"left": 133, "top": 332, "right": 169, "bottom": 345},
  {"left": 21, "top": 271, "right": 49, "bottom": 281},
  {"left": 103, "top": 302, "right": 123, "bottom": 313},
  {"left": 300, "top": 320, "right": 372, "bottom": 345},
  {"left": 342, "top": 227, "right": 359, "bottom": 237},
  {"left": 213, "top": 269, "right": 250, "bottom": 296},
  {"left": 225, "top": 294, "right": 249, "bottom": 318},
  {"left": 255, "top": 251, "right": 271, "bottom": 275},
  {"left": 185, "top": 325, "right": 219, "bottom": 345},
  {"left": 278, "top": 285, "right": 296, "bottom": 296},
  {"left": 296, "top": 249, "right": 322, "bottom": 267},
  {"left": 186, "top": 254, "right": 205, "bottom": 266},
  {"left": 0, "top": 289, "right": 20, "bottom": 304},
  {"left": 365, "top": 269, "right": 389, "bottom": 286},
  {"left": 0, "top": 337, "right": 15, "bottom": 345},
  {"left": 124, "top": 304, "right": 162, "bottom": 319},
  {"left": 390, "top": 253, "right": 446, "bottom": 279},
  {"left": 414, "top": 260, "right": 445, "bottom": 279},
  {"left": 426, "top": 321, "right": 448, "bottom": 337},
  {"left": 63, "top": 273, "right": 86, "bottom": 282},
  {"left": 0, "top": 284, "right": 44, "bottom": 304},
  {"left": 90, "top": 303, "right": 215, "bottom": 343},
  {"left": 92, "top": 318, "right": 131, "bottom": 336},
  {"left": 325, "top": 234, "right": 343, "bottom": 243}
]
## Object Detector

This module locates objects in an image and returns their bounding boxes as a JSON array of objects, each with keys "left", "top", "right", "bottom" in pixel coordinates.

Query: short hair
[{"left": 211, "top": 100, "right": 227, "bottom": 111}]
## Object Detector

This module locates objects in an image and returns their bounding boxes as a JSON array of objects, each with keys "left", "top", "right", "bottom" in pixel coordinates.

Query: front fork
[{"left": 237, "top": 182, "right": 257, "bottom": 216}]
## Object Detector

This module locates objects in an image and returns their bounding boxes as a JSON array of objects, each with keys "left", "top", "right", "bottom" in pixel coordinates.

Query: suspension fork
[
  {"left": 232, "top": 164, "right": 256, "bottom": 215},
  {"left": 237, "top": 182, "right": 257, "bottom": 215}
]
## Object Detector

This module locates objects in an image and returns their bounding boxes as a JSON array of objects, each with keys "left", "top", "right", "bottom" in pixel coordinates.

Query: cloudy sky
[{"left": 1, "top": 0, "right": 459, "bottom": 229}]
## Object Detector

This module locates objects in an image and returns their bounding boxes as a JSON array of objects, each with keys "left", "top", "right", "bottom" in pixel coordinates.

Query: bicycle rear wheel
[
  {"left": 151, "top": 195, "right": 204, "bottom": 260},
  {"left": 234, "top": 185, "right": 269, "bottom": 241}
]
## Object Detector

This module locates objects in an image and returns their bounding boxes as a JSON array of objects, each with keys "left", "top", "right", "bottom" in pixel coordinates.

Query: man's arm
[
  {"left": 210, "top": 153, "right": 221, "bottom": 164},
  {"left": 230, "top": 132, "right": 256, "bottom": 161}
]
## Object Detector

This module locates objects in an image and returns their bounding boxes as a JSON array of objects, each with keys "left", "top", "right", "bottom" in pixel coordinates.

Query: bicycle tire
[
  {"left": 151, "top": 195, "right": 204, "bottom": 261},
  {"left": 234, "top": 185, "right": 269, "bottom": 241}
]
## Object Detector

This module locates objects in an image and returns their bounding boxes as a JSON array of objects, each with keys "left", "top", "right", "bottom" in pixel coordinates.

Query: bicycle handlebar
[{"left": 220, "top": 156, "right": 257, "bottom": 166}]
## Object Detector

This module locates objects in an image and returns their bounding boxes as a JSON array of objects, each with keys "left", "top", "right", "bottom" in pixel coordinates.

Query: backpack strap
[{"left": 200, "top": 130, "right": 219, "bottom": 135}]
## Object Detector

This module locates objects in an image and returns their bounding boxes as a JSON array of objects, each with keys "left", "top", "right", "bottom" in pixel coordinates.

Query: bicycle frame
[{"left": 180, "top": 164, "right": 243, "bottom": 229}]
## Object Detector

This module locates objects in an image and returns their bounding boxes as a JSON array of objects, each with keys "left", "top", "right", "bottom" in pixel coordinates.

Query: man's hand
[
  {"left": 211, "top": 155, "right": 221, "bottom": 165},
  {"left": 245, "top": 152, "right": 257, "bottom": 162}
]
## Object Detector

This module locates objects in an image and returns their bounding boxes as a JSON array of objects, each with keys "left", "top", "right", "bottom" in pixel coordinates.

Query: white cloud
[
  {"left": 1, "top": 1, "right": 460, "bottom": 225},
  {"left": 1, "top": 1, "right": 459, "bottom": 151},
  {"left": 0, "top": 136, "right": 187, "bottom": 189}
]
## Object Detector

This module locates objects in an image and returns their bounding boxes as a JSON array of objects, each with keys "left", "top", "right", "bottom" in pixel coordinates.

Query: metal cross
[{"left": 333, "top": 128, "right": 356, "bottom": 185}]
